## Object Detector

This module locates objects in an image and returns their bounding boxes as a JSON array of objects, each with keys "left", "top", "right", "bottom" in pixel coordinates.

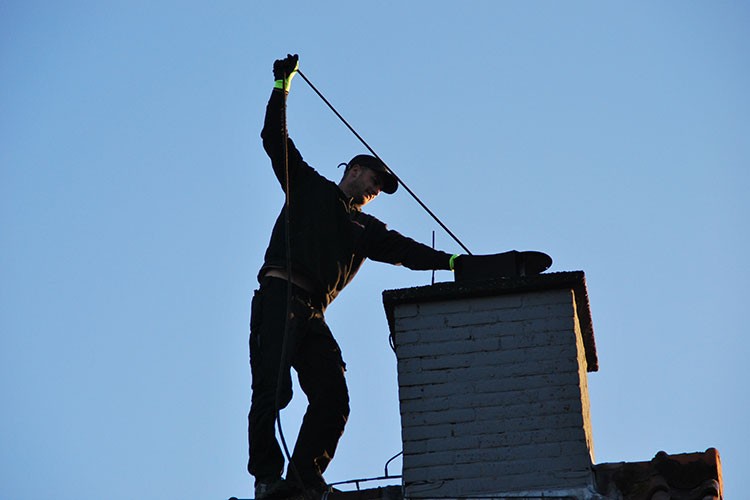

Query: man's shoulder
[
  {"left": 352, "top": 210, "right": 389, "bottom": 234},
  {"left": 352, "top": 210, "right": 381, "bottom": 223},
  {"left": 293, "top": 159, "right": 339, "bottom": 191}
]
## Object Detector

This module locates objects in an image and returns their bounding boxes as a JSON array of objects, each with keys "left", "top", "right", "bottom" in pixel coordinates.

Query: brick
[
  {"left": 453, "top": 442, "right": 562, "bottom": 465},
  {"left": 468, "top": 321, "right": 523, "bottom": 338},
  {"left": 416, "top": 299, "right": 473, "bottom": 315},
  {"left": 400, "top": 422, "right": 449, "bottom": 441},
  {"left": 523, "top": 316, "right": 577, "bottom": 334},
  {"left": 476, "top": 400, "right": 585, "bottom": 422},
  {"left": 471, "top": 306, "right": 529, "bottom": 322},
  {"left": 466, "top": 294, "right": 524, "bottom": 311},
  {"left": 396, "top": 357, "right": 421, "bottom": 374},
  {"left": 396, "top": 336, "right": 502, "bottom": 359},
  {"left": 486, "top": 357, "right": 578, "bottom": 378},
  {"left": 469, "top": 470, "right": 584, "bottom": 494},
  {"left": 442, "top": 383, "right": 582, "bottom": 414},
  {"left": 560, "top": 438, "right": 594, "bottom": 458},
  {"left": 521, "top": 302, "right": 576, "bottom": 320},
  {"left": 406, "top": 365, "right": 498, "bottom": 385},
  {"left": 458, "top": 303, "right": 573, "bottom": 323},
  {"left": 478, "top": 456, "right": 591, "bottom": 479},
  {"left": 393, "top": 303, "right": 419, "bottom": 319},
  {"left": 400, "top": 395, "right": 456, "bottom": 413},
  {"left": 477, "top": 427, "right": 589, "bottom": 448},
  {"left": 483, "top": 412, "right": 585, "bottom": 433},
  {"left": 401, "top": 408, "right": 475, "bottom": 427},
  {"left": 419, "top": 353, "right": 477, "bottom": 371},
  {"left": 431, "top": 477, "right": 508, "bottom": 498},
  {"left": 397, "top": 369, "right": 462, "bottom": 386},
  {"left": 476, "top": 430, "right": 532, "bottom": 448},
  {"left": 399, "top": 326, "right": 475, "bottom": 344},
  {"left": 396, "top": 371, "right": 429, "bottom": 387},
  {"left": 475, "top": 371, "right": 581, "bottom": 394},
  {"left": 399, "top": 379, "right": 478, "bottom": 401},
  {"left": 444, "top": 391, "right": 539, "bottom": 411},
  {"left": 393, "top": 313, "right": 449, "bottom": 332},
  {"left": 400, "top": 365, "right": 478, "bottom": 383},
  {"left": 399, "top": 367, "right": 582, "bottom": 407},
  {"left": 522, "top": 289, "right": 573, "bottom": 306},
  {"left": 461, "top": 349, "right": 573, "bottom": 380},
  {"left": 398, "top": 355, "right": 582, "bottom": 391},
  {"left": 397, "top": 383, "right": 432, "bottom": 401},
  {"left": 500, "top": 330, "right": 571, "bottom": 350},
  {"left": 402, "top": 449, "right": 456, "bottom": 469},
  {"left": 393, "top": 329, "right": 420, "bottom": 346},
  {"left": 403, "top": 462, "right": 482, "bottom": 484},
  {"left": 507, "top": 343, "right": 578, "bottom": 364},
  {"left": 444, "top": 310, "right": 502, "bottom": 327},
  {"left": 404, "top": 435, "right": 480, "bottom": 454},
  {"left": 397, "top": 382, "right": 440, "bottom": 401}
]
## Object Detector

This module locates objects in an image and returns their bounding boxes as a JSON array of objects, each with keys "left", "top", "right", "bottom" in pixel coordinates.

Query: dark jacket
[{"left": 260, "top": 89, "right": 451, "bottom": 308}]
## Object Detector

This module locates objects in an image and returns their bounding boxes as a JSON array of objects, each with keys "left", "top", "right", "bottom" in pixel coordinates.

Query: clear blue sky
[{"left": 2, "top": 2, "right": 747, "bottom": 499}]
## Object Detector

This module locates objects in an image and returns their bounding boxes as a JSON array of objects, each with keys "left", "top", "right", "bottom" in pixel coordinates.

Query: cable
[
  {"left": 296, "top": 69, "right": 473, "bottom": 256},
  {"left": 275, "top": 77, "right": 304, "bottom": 490}
]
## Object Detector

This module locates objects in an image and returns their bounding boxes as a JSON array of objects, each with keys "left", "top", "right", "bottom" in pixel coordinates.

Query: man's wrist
[{"left": 449, "top": 254, "right": 460, "bottom": 271}]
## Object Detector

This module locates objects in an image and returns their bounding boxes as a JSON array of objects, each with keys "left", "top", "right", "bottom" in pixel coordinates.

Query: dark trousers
[{"left": 247, "top": 277, "right": 350, "bottom": 487}]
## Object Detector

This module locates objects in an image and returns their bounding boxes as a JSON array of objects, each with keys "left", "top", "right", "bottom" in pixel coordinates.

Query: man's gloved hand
[{"left": 273, "top": 54, "right": 299, "bottom": 93}]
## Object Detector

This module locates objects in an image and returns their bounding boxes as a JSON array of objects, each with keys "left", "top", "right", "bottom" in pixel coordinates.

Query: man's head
[{"left": 338, "top": 154, "right": 398, "bottom": 207}]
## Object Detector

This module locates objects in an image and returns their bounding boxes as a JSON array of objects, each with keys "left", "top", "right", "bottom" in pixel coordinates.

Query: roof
[
  {"left": 382, "top": 271, "right": 598, "bottom": 371},
  {"left": 594, "top": 448, "right": 723, "bottom": 500},
  {"left": 229, "top": 448, "right": 724, "bottom": 500},
  {"left": 228, "top": 485, "right": 402, "bottom": 500}
]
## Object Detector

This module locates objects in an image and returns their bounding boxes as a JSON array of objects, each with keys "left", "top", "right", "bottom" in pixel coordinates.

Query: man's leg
[
  {"left": 247, "top": 279, "right": 295, "bottom": 485},
  {"left": 289, "top": 314, "right": 350, "bottom": 489}
]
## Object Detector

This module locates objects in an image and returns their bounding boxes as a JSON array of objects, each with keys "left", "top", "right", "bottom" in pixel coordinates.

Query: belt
[{"left": 263, "top": 268, "right": 316, "bottom": 294}]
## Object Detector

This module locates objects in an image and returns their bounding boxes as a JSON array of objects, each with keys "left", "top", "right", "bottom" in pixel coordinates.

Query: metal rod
[
  {"left": 385, "top": 450, "right": 403, "bottom": 477},
  {"left": 328, "top": 475, "right": 403, "bottom": 487},
  {"left": 296, "top": 69, "right": 472, "bottom": 255}
]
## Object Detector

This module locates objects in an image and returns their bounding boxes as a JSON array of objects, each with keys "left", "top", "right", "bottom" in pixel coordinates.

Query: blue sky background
[{"left": 1, "top": 2, "right": 747, "bottom": 499}]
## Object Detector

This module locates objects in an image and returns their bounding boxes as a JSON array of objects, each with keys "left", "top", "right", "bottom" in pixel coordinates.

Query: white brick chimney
[{"left": 383, "top": 272, "right": 598, "bottom": 499}]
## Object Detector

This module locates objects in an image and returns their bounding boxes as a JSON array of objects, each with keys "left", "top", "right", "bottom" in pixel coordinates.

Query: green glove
[{"left": 273, "top": 54, "right": 299, "bottom": 93}]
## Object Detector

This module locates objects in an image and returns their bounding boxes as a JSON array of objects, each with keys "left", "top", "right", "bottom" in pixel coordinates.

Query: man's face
[{"left": 345, "top": 165, "right": 383, "bottom": 207}]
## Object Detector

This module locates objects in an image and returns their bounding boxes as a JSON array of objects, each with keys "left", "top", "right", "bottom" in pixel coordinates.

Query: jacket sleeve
[
  {"left": 359, "top": 214, "right": 452, "bottom": 271},
  {"left": 260, "top": 89, "right": 310, "bottom": 189}
]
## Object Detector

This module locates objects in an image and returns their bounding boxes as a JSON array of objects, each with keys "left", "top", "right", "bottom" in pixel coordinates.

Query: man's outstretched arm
[{"left": 359, "top": 213, "right": 459, "bottom": 271}]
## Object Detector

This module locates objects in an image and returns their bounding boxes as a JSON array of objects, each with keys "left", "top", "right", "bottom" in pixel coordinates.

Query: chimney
[{"left": 383, "top": 271, "right": 598, "bottom": 499}]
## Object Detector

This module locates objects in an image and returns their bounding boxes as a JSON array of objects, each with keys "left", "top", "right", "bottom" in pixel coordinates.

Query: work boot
[{"left": 254, "top": 478, "right": 299, "bottom": 500}]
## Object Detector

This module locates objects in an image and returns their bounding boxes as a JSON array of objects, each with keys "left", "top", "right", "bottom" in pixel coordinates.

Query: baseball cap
[{"left": 347, "top": 154, "right": 398, "bottom": 194}]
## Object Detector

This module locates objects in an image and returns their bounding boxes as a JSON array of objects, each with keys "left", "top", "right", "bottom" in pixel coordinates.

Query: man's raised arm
[{"left": 260, "top": 54, "right": 305, "bottom": 189}]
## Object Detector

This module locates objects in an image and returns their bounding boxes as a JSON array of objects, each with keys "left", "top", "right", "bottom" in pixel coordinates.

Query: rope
[
  {"left": 296, "top": 69, "right": 472, "bottom": 256},
  {"left": 275, "top": 76, "right": 304, "bottom": 490}
]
